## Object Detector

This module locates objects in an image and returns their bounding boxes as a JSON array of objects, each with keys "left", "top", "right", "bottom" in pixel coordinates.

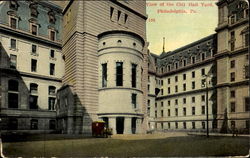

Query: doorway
[
  {"left": 132, "top": 117, "right": 137, "bottom": 134},
  {"left": 116, "top": 117, "right": 124, "bottom": 134}
]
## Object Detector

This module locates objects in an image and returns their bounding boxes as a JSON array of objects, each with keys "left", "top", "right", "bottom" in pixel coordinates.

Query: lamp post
[{"left": 202, "top": 74, "right": 211, "bottom": 138}]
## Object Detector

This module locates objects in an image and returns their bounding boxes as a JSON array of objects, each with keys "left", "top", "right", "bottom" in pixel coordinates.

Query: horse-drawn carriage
[{"left": 92, "top": 121, "right": 113, "bottom": 138}]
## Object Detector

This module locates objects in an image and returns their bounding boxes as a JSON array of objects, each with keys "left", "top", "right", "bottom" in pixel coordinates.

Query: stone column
[
  {"left": 124, "top": 117, "right": 132, "bottom": 134},
  {"left": 109, "top": 117, "right": 116, "bottom": 134}
]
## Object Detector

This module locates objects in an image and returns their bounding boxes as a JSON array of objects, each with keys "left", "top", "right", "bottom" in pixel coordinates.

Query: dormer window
[
  {"left": 10, "top": 17, "right": 17, "bottom": 29},
  {"left": 9, "top": 0, "right": 18, "bottom": 10},
  {"left": 31, "top": 24, "right": 37, "bottom": 35},
  {"left": 191, "top": 56, "right": 195, "bottom": 64},
  {"left": 30, "top": 4, "right": 38, "bottom": 18},
  {"left": 48, "top": 11, "right": 56, "bottom": 24},
  {"left": 50, "top": 30, "right": 55, "bottom": 41},
  {"left": 230, "top": 14, "right": 236, "bottom": 24}
]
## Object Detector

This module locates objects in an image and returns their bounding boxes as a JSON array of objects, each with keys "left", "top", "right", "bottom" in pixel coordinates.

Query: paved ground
[{"left": 1, "top": 132, "right": 250, "bottom": 157}]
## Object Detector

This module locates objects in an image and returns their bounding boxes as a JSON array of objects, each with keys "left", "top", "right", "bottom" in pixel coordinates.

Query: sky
[{"left": 146, "top": 0, "right": 218, "bottom": 55}]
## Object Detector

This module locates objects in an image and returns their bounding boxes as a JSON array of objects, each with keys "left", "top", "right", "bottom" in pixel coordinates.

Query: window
[
  {"left": 192, "top": 96, "right": 195, "bottom": 103},
  {"left": 31, "top": 59, "right": 37, "bottom": 72},
  {"left": 192, "top": 56, "right": 195, "bottom": 64},
  {"left": 148, "top": 85, "right": 150, "bottom": 92},
  {"left": 183, "top": 98, "right": 186, "bottom": 104},
  {"left": 30, "top": 83, "right": 38, "bottom": 94},
  {"left": 230, "top": 102, "right": 235, "bottom": 112},
  {"left": 116, "top": 62, "right": 123, "bottom": 86},
  {"left": 29, "top": 95, "right": 38, "bottom": 109},
  {"left": 49, "top": 120, "right": 56, "bottom": 130},
  {"left": 30, "top": 4, "right": 38, "bottom": 17},
  {"left": 49, "top": 86, "right": 56, "bottom": 95},
  {"left": 183, "top": 60, "right": 187, "bottom": 66},
  {"left": 30, "top": 119, "right": 38, "bottom": 130},
  {"left": 110, "top": 7, "right": 114, "bottom": 19},
  {"left": 201, "top": 53, "right": 205, "bottom": 61},
  {"left": 175, "top": 76, "right": 178, "bottom": 82},
  {"left": 245, "top": 97, "right": 250, "bottom": 111},
  {"left": 175, "top": 122, "right": 178, "bottom": 129},
  {"left": 231, "top": 121, "right": 235, "bottom": 128},
  {"left": 8, "top": 80, "right": 19, "bottom": 91},
  {"left": 244, "top": 32, "right": 249, "bottom": 47},
  {"left": 48, "top": 11, "right": 56, "bottom": 24},
  {"left": 50, "top": 63, "right": 55, "bottom": 75},
  {"left": 192, "top": 81, "right": 195, "bottom": 89},
  {"left": 8, "top": 93, "right": 18, "bottom": 108},
  {"left": 192, "top": 71, "right": 195, "bottom": 78},
  {"left": 175, "top": 62, "right": 178, "bottom": 69},
  {"left": 183, "top": 74, "right": 186, "bottom": 80},
  {"left": 175, "top": 108, "right": 178, "bottom": 116},
  {"left": 168, "top": 87, "right": 170, "bottom": 94},
  {"left": 183, "top": 108, "right": 186, "bottom": 116},
  {"left": 183, "top": 84, "right": 186, "bottom": 91},
  {"left": 230, "top": 60, "right": 235, "bottom": 68},
  {"left": 124, "top": 13, "right": 128, "bottom": 24},
  {"left": 168, "top": 78, "right": 170, "bottom": 84},
  {"left": 230, "top": 31, "right": 235, "bottom": 51},
  {"left": 192, "top": 122, "right": 196, "bottom": 129},
  {"left": 8, "top": 80, "right": 19, "bottom": 108},
  {"left": 48, "top": 97, "right": 56, "bottom": 111},
  {"left": 201, "top": 95, "right": 205, "bottom": 102},
  {"left": 246, "top": 120, "right": 250, "bottom": 129},
  {"left": 10, "top": 17, "right": 17, "bottom": 29},
  {"left": 168, "top": 100, "right": 171, "bottom": 106},
  {"left": 175, "top": 99, "right": 178, "bottom": 105},
  {"left": 161, "top": 102, "right": 163, "bottom": 107},
  {"left": 168, "top": 109, "right": 170, "bottom": 116},
  {"left": 102, "top": 63, "right": 107, "bottom": 87},
  {"left": 9, "top": 118, "right": 18, "bottom": 130},
  {"left": 31, "top": 24, "right": 37, "bottom": 35},
  {"left": 230, "top": 90, "right": 235, "bottom": 98},
  {"left": 147, "top": 107, "right": 150, "bottom": 116},
  {"left": 202, "top": 122, "right": 205, "bottom": 129},
  {"left": 161, "top": 89, "right": 163, "bottom": 95},
  {"left": 131, "top": 64, "right": 137, "bottom": 88},
  {"left": 167, "top": 65, "right": 171, "bottom": 71},
  {"left": 10, "top": 39, "right": 16, "bottom": 49},
  {"left": 202, "top": 106, "right": 205, "bottom": 115},
  {"left": 50, "top": 30, "right": 55, "bottom": 41},
  {"left": 183, "top": 122, "right": 186, "bottom": 129},
  {"left": 168, "top": 122, "right": 171, "bottom": 129},
  {"left": 175, "top": 85, "right": 178, "bottom": 92},
  {"left": 230, "top": 15, "right": 235, "bottom": 24},
  {"left": 155, "top": 110, "right": 157, "bottom": 118},
  {"left": 117, "top": 10, "right": 121, "bottom": 21},
  {"left": 201, "top": 69, "right": 205, "bottom": 76},
  {"left": 31, "top": 45, "right": 37, "bottom": 54},
  {"left": 192, "top": 107, "right": 195, "bottom": 115},
  {"left": 161, "top": 110, "right": 164, "bottom": 117},
  {"left": 10, "top": 54, "right": 17, "bottom": 69},
  {"left": 9, "top": 0, "right": 18, "bottom": 10},
  {"left": 131, "top": 93, "right": 137, "bottom": 109},
  {"left": 245, "top": 65, "right": 249, "bottom": 79},
  {"left": 50, "top": 50, "right": 55, "bottom": 58},
  {"left": 155, "top": 103, "right": 157, "bottom": 108},
  {"left": 230, "top": 72, "right": 235, "bottom": 82}
]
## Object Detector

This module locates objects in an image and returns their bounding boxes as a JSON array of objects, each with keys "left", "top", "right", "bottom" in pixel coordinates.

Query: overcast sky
[{"left": 146, "top": 0, "right": 218, "bottom": 55}]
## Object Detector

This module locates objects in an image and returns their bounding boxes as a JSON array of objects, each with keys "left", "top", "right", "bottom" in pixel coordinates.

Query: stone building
[
  {"left": 149, "top": 0, "right": 249, "bottom": 133},
  {"left": 0, "top": 1, "right": 64, "bottom": 133}
]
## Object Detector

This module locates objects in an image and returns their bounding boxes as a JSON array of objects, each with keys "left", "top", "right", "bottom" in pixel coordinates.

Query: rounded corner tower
[{"left": 97, "top": 30, "right": 145, "bottom": 134}]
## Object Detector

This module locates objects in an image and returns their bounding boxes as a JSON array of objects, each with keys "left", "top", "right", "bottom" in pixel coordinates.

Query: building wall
[
  {"left": 61, "top": 0, "right": 147, "bottom": 134},
  {"left": 0, "top": 1, "right": 63, "bottom": 133},
  {"left": 216, "top": 0, "right": 249, "bottom": 132}
]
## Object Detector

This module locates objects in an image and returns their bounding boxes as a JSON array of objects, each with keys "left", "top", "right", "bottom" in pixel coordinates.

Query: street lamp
[{"left": 202, "top": 74, "right": 212, "bottom": 138}]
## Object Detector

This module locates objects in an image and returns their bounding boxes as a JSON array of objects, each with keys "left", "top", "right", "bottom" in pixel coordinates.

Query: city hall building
[{"left": 0, "top": 0, "right": 249, "bottom": 135}]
